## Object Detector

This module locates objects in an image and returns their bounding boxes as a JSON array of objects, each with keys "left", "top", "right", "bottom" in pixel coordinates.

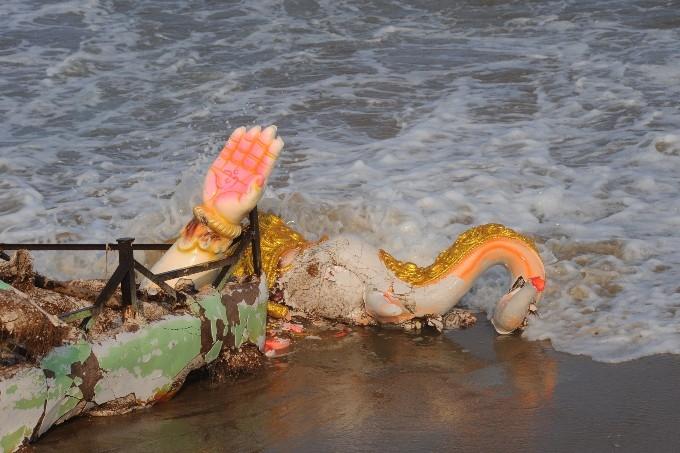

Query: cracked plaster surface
[{"left": 0, "top": 281, "right": 267, "bottom": 453}]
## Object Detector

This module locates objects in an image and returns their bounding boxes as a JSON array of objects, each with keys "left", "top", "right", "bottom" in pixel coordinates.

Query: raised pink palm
[{"left": 202, "top": 125, "right": 284, "bottom": 225}]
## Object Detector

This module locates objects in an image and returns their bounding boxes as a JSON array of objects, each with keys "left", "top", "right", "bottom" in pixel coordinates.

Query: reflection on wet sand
[
  {"left": 493, "top": 335, "right": 558, "bottom": 410},
  {"left": 264, "top": 326, "right": 559, "bottom": 451},
  {"left": 34, "top": 320, "right": 680, "bottom": 451},
  {"left": 36, "top": 321, "right": 564, "bottom": 452}
]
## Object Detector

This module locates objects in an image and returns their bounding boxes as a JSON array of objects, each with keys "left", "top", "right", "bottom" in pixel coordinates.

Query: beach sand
[{"left": 32, "top": 320, "right": 680, "bottom": 452}]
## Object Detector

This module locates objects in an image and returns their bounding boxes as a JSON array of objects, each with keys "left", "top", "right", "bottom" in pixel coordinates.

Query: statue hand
[{"left": 202, "top": 125, "right": 284, "bottom": 225}]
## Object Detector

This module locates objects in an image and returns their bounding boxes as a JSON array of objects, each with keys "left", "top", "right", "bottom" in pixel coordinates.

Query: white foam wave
[{"left": 1, "top": 0, "right": 679, "bottom": 362}]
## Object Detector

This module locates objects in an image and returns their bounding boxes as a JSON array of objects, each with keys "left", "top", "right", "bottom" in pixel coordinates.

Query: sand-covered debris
[
  {"left": 209, "top": 343, "right": 265, "bottom": 381},
  {"left": 0, "top": 251, "right": 177, "bottom": 363},
  {"left": 1, "top": 251, "right": 81, "bottom": 359}
]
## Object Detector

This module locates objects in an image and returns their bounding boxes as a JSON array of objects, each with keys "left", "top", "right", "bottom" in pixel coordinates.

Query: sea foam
[{"left": 1, "top": 0, "right": 679, "bottom": 363}]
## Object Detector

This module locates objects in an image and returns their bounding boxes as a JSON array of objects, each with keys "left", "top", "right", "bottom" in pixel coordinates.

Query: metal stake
[
  {"left": 249, "top": 207, "right": 262, "bottom": 276},
  {"left": 117, "top": 237, "right": 141, "bottom": 317}
]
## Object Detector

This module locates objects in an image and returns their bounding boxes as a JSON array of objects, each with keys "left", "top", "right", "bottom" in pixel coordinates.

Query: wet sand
[{"left": 34, "top": 320, "right": 680, "bottom": 452}]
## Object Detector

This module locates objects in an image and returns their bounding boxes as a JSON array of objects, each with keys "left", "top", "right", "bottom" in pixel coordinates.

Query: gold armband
[{"left": 192, "top": 205, "right": 242, "bottom": 239}]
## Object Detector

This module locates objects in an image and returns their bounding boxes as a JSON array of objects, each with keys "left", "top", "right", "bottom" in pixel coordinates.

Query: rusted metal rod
[
  {"left": 211, "top": 228, "right": 252, "bottom": 289},
  {"left": 6, "top": 206, "right": 264, "bottom": 331},
  {"left": 0, "top": 243, "right": 172, "bottom": 251},
  {"left": 249, "top": 207, "right": 262, "bottom": 276},
  {"left": 117, "top": 238, "right": 140, "bottom": 316},
  {"left": 87, "top": 263, "right": 129, "bottom": 324},
  {"left": 153, "top": 255, "right": 240, "bottom": 282},
  {"left": 133, "top": 260, "right": 179, "bottom": 301}
]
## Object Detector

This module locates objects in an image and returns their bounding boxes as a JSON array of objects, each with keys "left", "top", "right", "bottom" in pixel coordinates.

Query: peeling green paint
[
  {"left": 53, "top": 392, "right": 81, "bottom": 420},
  {"left": 41, "top": 342, "right": 91, "bottom": 377},
  {"left": 197, "top": 290, "right": 227, "bottom": 343},
  {"left": 232, "top": 301, "right": 267, "bottom": 348},
  {"left": 97, "top": 317, "right": 201, "bottom": 376},
  {"left": 13, "top": 393, "right": 44, "bottom": 410},
  {"left": 0, "top": 368, "right": 46, "bottom": 452},
  {"left": 205, "top": 340, "right": 223, "bottom": 363},
  {"left": 0, "top": 278, "right": 267, "bottom": 452},
  {"left": 93, "top": 316, "right": 203, "bottom": 403},
  {"left": 1, "top": 427, "right": 26, "bottom": 453},
  {"left": 41, "top": 341, "right": 92, "bottom": 415}
]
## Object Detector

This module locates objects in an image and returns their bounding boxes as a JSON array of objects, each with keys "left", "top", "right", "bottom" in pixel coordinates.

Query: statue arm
[{"left": 142, "top": 125, "right": 283, "bottom": 292}]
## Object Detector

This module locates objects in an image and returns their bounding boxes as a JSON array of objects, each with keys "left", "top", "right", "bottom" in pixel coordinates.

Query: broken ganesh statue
[{"left": 145, "top": 125, "right": 546, "bottom": 335}]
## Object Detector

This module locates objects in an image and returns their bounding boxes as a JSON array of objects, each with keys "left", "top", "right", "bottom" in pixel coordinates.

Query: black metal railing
[{"left": 0, "top": 207, "right": 262, "bottom": 329}]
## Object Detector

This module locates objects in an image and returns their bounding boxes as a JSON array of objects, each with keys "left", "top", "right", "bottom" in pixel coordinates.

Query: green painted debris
[{"left": 0, "top": 278, "right": 267, "bottom": 453}]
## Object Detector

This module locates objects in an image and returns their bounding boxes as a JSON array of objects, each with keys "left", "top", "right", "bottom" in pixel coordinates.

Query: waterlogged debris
[
  {"left": 209, "top": 344, "right": 265, "bottom": 381},
  {"left": 264, "top": 336, "right": 291, "bottom": 357},
  {"left": 426, "top": 316, "right": 444, "bottom": 332},
  {"left": 398, "top": 309, "right": 476, "bottom": 332},
  {"left": 311, "top": 318, "right": 332, "bottom": 330},
  {"left": 281, "top": 322, "right": 304, "bottom": 333},
  {"left": 0, "top": 249, "right": 268, "bottom": 452},
  {"left": 442, "top": 309, "right": 477, "bottom": 330},
  {"left": 401, "top": 319, "right": 422, "bottom": 331}
]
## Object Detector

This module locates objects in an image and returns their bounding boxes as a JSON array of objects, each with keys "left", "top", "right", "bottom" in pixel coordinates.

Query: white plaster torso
[{"left": 278, "top": 235, "right": 471, "bottom": 322}]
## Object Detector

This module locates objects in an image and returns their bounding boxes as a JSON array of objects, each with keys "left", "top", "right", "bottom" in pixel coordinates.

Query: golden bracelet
[{"left": 192, "top": 205, "right": 242, "bottom": 239}]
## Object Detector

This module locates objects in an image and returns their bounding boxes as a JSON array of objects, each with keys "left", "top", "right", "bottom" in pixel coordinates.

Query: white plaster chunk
[
  {"left": 0, "top": 367, "right": 47, "bottom": 448},
  {"left": 93, "top": 367, "right": 170, "bottom": 405}
]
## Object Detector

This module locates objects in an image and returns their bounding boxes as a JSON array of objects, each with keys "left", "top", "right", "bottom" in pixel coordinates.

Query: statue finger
[
  {"left": 256, "top": 136, "right": 284, "bottom": 179},
  {"left": 260, "top": 125, "right": 277, "bottom": 145},
  {"left": 245, "top": 125, "right": 262, "bottom": 140},
  {"left": 223, "top": 126, "right": 246, "bottom": 155}
]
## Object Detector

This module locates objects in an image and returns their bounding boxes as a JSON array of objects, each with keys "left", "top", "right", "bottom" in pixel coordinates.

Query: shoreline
[{"left": 33, "top": 319, "right": 680, "bottom": 452}]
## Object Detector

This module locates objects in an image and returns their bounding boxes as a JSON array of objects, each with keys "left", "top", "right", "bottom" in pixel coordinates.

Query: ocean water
[{"left": 1, "top": 0, "right": 678, "bottom": 363}]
